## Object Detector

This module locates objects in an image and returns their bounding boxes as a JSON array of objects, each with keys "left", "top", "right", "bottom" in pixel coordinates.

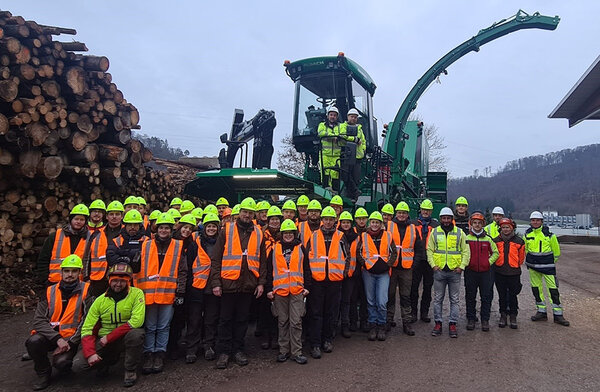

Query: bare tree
[
  {"left": 409, "top": 115, "right": 448, "bottom": 171},
  {"left": 276, "top": 135, "right": 305, "bottom": 177}
]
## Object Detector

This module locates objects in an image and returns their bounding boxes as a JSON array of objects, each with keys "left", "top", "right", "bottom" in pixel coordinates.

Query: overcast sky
[{"left": 6, "top": 0, "right": 599, "bottom": 177}]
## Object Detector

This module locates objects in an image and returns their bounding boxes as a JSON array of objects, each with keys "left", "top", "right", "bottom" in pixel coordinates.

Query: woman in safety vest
[{"left": 338, "top": 211, "right": 359, "bottom": 338}]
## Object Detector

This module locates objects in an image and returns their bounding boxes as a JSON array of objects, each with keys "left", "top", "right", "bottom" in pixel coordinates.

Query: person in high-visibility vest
[
  {"left": 357, "top": 212, "right": 398, "bottom": 341},
  {"left": 353, "top": 208, "right": 370, "bottom": 332},
  {"left": 210, "top": 197, "right": 266, "bottom": 369},
  {"left": 298, "top": 200, "right": 322, "bottom": 247},
  {"left": 524, "top": 211, "right": 569, "bottom": 326},
  {"left": 485, "top": 206, "right": 504, "bottom": 238},
  {"left": 453, "top": 196, "right": 470, "bottom": 234},
  {"left": 266, "top": 219, "right": 311, "bottom": 365},
  {"left": 337, "top": 211, "right": 359, "bottom": 338},
  {"left": 135, "top": 212, "right": 187, "bottom": 374},
  {"left": 26, "top": 255, "right": 92, "bottom": 391},
  {"left": 340, "top": 108, "right": 366, "bottom": 200},
  {"left": 170, "top": 197, "right": 183, "bottom": 211},
  {"left": 37, "top": 204, "right": 90, "bottom": 285},
  {"left": 318, "top": 107, "right": 344, "bottom": 190},
  {"left": 386, "top": 202, "right": 419, "bottom": 336},
  {"left": 123, "top": 196, "right": 139, "bottom": 214},
  {"left": 296, "top": 195, "right": 310, "bottom": 222},
  {"left": 281, "top": 200, "right": 297, "bottom": 223},
  {"left": 381, "top": 203, "right": 394, "bottom": 226},
  {"left": 215, "top": 197, "right": 229, "bottom": 218},
  {"left": 329, "top": 195, "right": 343, "bottom": 218},
  {"left": 428, "top": 207, "right": 470, "bottom": 338},
  {"left": 106, "top": 209, "right": 147, "bottom": 273},
  {"left": 104, "top": 201, "right": 125, "bottom": 243},
  {"left": 306, "top": 206, "right": 350, "bottom": 358},
  {"left": 88, "top": 200, "right": 106, "bottom": 233}
]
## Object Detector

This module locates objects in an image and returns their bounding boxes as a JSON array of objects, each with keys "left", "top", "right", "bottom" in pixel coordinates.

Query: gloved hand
[{"left": 174, "top": 296, "right": 185, "bottom": 307}]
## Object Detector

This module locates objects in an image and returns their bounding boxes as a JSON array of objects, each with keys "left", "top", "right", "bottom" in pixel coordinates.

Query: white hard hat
[
  {"left": 347, "top": 108, "right": 359, "bottom": 116},
  {"left": 327, "top": 106, "right": 339, "bottom": 114},
  {"left": 439, "top": 207, "right": 454, "bottom": 217},
  {"left": 530, "top": 211, "right": 543, "bottom": 220},
  {"left": 492, "top": 206, "right": 504, "bottom": 215}
]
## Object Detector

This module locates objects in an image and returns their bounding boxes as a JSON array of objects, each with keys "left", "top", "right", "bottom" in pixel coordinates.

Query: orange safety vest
[
  {"left": 308, "top": 229, "right": 346, "bottom": 281},
  {"left": 361, "top": 231, "right": 392, "bottom": 270},
  {"left": 49, "top": 229, "right": 88, "bottom": 283},
  {"left": 143, "top": 215, "right": 150, "bottom": 230},
  {"left": 43, "top": 282, "right": 90, "bottom": 338},
  {"left": 136, "top": 239, "right": 182, "bottom": 305},
  {"left": 298, "top": 221, "right": 313, "bottom": 247},
  {"left": 262, "top": 228, "right": 278, "bottom": 256},
  {"left": 388, "top": 222, "right": 416, "bottom": 269},
  {"left": 88, "top": 231, "right": 108, "bottom": 281},
  {"left": 347, "top": 238, "right": 358, "bottom": 278},
  {"left": 272, "top": 243, "right": 304, "bottom": 296},
  {"left": 191, "top": 243, "right": 211, "bottom": 289},
  {"left": 221, "top": 222, "right": 262, "bottom": 280}
]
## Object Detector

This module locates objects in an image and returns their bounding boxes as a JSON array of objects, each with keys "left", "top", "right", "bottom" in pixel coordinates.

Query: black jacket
[{"left": 106, "top": 227, "right": 147, "bottom": 272}]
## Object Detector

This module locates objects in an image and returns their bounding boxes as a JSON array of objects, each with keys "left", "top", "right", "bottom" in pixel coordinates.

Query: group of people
[{"left": 27, "top": 193, "right": 569, "bottom": 390}]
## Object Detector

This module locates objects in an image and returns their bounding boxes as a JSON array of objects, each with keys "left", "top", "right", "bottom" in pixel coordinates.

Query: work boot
[
  {"left": 204, "top": 346, "right": 216, "bottom": 361},
  {"left": 142, "top": 352, "right": 153, "bottom": 374},
  {"left": 123, "top": 370, "right": 137, "bottom": 388},
  {"left": 553, "top": 315, "right": 570, "bottom": 326},
  {"left": 481, "top": 320, "right": 490, "bottom": 332},
  {"left": 403, "top": 323, "right": 415, "bottom": 336},
  {"left": 310, "top": 347, "right": 321, "bottom": 359},
  {"left": 341, "top": 325, "right": 352, "bottom": 338},
  {"left": 276, "top": 352, "right": 290, "bottom": 362},
  {"left": 449, "top": 323, "right": 458, "bottom": 338},
  {"left": 360, "top": 321, "right": 369, "bottom": 332},
  {"left": 377, "top": 325, "right": 387, "bottom": 341},
  {"left": 409, "top": 312, "right": 417, "bottom": 324},
  {"left": 32, "top": 372, "right": 50, "bottom": 391},
  {"left": 368, "top": 325, "right": 377, "bottom": 341},
  {"left": 152, "top": 352, "right": 165, "bottom": 373},
  {"left": 234, "top": 352, "right": 249, "bottom": 366},
  {"left": 466, "top": 319, "right": 476, "bottom": 330},
  {"left": 499, "top": 313, "right": 507, "bottom": 328},
  {"left": 322, "top": 341, "right": 333, "bottom": 353},
  {"left": 216, "top": 354, "right": 229, "bottom": 369},
  {"left": 420, "top": 314, "right": 431, "bottom": 323},
  {"left": 509, "top": 314, "right": 518, "bottom": 329},
  {"left": 293, "top": 354, "right": 308, "bottom": 365},
  {"left": 431, "top": 322, "right": 442, "bottom": 337},
  {"left": 531, "top": 311, "right": 548, "bottom": 321}
]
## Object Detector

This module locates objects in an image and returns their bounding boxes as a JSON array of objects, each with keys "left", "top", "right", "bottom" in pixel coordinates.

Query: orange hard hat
[{"left": 222, "top": 207, "right": 232, "bottom": 218}]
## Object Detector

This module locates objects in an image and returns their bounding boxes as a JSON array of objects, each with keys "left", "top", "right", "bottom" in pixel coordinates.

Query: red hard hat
[
  {"left": 469, "top": 212, "right": 485, "bottom": 222},
  {"left": 498, "top": 218, "right": 515, "bottom": 228}
]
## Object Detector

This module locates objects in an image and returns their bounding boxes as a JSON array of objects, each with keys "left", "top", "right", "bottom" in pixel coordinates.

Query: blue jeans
[
  {"left": 144, "top": 304, "right": 175, "bottom": 353},
  {"left": 433, "top": 270, "right": 461, "bottom": 323},
  {"left": 362, "top": 270, "right": 390, "bottom": 325}
]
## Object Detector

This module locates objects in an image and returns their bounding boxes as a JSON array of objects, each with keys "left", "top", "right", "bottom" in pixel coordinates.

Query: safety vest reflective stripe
[
  {"left": 431, "top": 227, "right": 463, "bottom": 269},
  {"left": 388, "top": 222, "right": 416, "bottom": 268},
  {"left": 46, "top": 282, "right": 90, "bottom": 338},
  {"left": 135, "top": 239, "right": 181, "bottom": 305},
  {"left": 221, "top": 223, "right": 262, "bottom": 279},
  {"left": 49, "top": 229, "right": 88, "bottom": 283},
  {"left": 308, "top": 230, "right": 345, "bottom": 281},
  {"left": 348, "top": 240, "right": 358, "bottom": 277},
  {"left": 191, "top": 244, "right": 211, "bottom": 289},
  {"left": 272, "top": 243, "right": 304, "bottom": 296},
  {"left": 361, "top": 231, "right": 392, "bottom": 270},
  {"left": 525, "top": 262, "right": 556, "bottom": 269},
  {"left": 528, "top": 252, "right": 554, "bottom": 256},
  {"left": 89, "top": 232, "right": 108, "bottom": 280},
  {"left": 299, "top": 221, "right": 312, "bottom": 247}
]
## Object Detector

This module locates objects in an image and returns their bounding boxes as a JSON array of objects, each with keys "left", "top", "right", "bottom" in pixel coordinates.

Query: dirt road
[{"left": 2, "top": 244, "right": 599, "bottom": 392}]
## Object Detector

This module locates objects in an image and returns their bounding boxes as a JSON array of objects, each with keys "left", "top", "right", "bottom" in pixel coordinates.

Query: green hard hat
[
  {"left": 70, "top": 204, "right": 89, "bottom": 217},
  {"left": 280, "top": 219, "right": 298, "bottom": 232},
  {"left": 307, "top": 200, "right": 322, "bottom": 211},
  {"left": 123, "top": 209, "right": 143, "bottom": 224},
  {"left": 256, "top": 200, "right": 271, "bottom": 211},
  {"left": 420, "top": 199, "right": 434, "bottom": 210},
  {"left": 106, "top": 200, "right": 124, "bottom": 213},
  {"left": 240, "top": 197, "right": 257, "bottom": 211},
  {"left": 204, "top": 204, "right": 218, "bottom": 215},
  {"left": 297, "top": 195, "right": 310, "bottom": 206},
  {"left": 395, "top": 201, "right": 410, "bottom": 212},
  {"left": 123, "top": 196, "right": 139, "bottom": 206},
  {"left": 282, "top": 200, "right": 297, "bottom": 211},
  {"left": 180, "top": 200, "right": 195, "bottom": 214},
  {"left": 156, "top": 212, "right": 176, "bottom": 225},
  {"left": 203, "top": 213, "right": 220, "bottom": 225},
  {"left": 369, "top": 211, "right": 384, "bottom": 222},
  {"left": 167, "top": 208, "right": 182, "bottom": 219},
  {"left": 339, "top": 211, "right": 353, "bottom": 221},
  {"left": 149, "top": 210, "right": 161, "bottom": 221},
  {"left": 61, "top": 254, "right": 83, "bottom": 269},
  {"left": 191, "top": 207, "right": 204, "bottom": 219},
  {"left": 381, "top": 203, "right": 394, "bottom": 215},
  {"left": 330, "top": 195, "right": 343, "bottom": 206},
  {"left": 231, "top": 204, "right": 240, "bottom": 215},
  {"left": 321, "top": 206, "right": 337, "bottom": 218},
  {"left": 89, "top": 199, "right": 106, "bottom": 211},
  {"left": 137, "top": 196, "right": 147, "bottom": 206},
  {"left": 354, "top": 207, "right": 368, "bottom": 219},
  {"left": 170, "top": 197, "right": 183, "bottom": 206},
  {"left": 179, "top": 214, "right": 197, "bottom": 226},
  {"left": 455, "top": 196, "right": 468, "bottom": 206},
  {"left": 216, "top": 197, "right": 229, "bottom": 206},
  {"left": 267, "top": 206, "right": 282, "bottom": 218}
]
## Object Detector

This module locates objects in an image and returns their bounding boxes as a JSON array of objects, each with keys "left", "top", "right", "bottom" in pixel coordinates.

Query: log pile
[{"left": 0, "top": 10, "right": 200, "bottom": 310}]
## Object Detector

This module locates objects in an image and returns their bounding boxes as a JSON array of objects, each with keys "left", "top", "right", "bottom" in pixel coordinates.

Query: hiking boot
[
  {"left": 204, "top": 346, "right": 216, "bottom": 361},
  {"left": 152, "top": 352, "right": 165, "bottom": 373},
  {"left": 531, "top": 311, "right": 548, "bottom": 321},
  {"left": 377, "top": 326, "right": 387, "bottom": 341},
  {"left": 431, "top": 322, "right": 442, "bottom": 337},
  {"left": 341, "top": 325, "right": 352, "bottom": 338},
  {"left": 142, "top": 352, "right": 153, "bottom": 374},
  {"left": 234, "top": 352, "right": 249, "bottom": 366},
  {"left": 276, "top": 352, "right": 290, "bottom": 363},
  {"left": 553, "top": 315, "right": 570, "bottom": 326},
  {"left": 322, "top": 341, "right": 333, "bottom": 353},
  {"left": 499, "top": 313, "right": 507, "bottom": 328},
  {"left": 310, "top": 347, "right": 321, "bottom": 359},
  {"left": 481, "top": 320, "right": 490, "bottom": 332},
  {"left": 293, "top": 354, "right": 308, "bottom": 365},
  {"left": 32, "top": 372, "right": 50, "bottom": 391},
  {"left": 420, "top": 314, "right": 431, "bottom": 323},
  {"left": 368, "top": 326, "right": 377, "bottom": 341},
  {"left": 466, "top": 319, "right": 476, "bottom": 330},
  {"left": 509, "top": 314, "right": 518, "bottom": 329},
  {"left": 449, "top": 323, "right": 458, "bottom": 338},
  {"left": 216, "top": 353, "right": 229, "bottom": 369},
  {"left": 123, "top": 370, "right": 137, "bottom": 388},
  {"left": 403, "top": 323, "right": 415, "bottom": 336}
]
